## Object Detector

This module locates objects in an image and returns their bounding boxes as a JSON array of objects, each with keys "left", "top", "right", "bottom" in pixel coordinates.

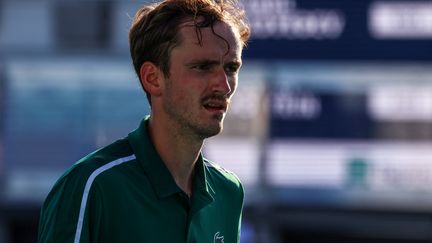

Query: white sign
[
  {"left": 369, "top": 1, "right": 432, "bottom": 39},
  {"left": 244, "top": 0, "right": 345, "bottom": 39}
]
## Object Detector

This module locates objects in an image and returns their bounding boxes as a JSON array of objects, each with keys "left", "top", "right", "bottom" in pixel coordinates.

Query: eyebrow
[
  {"left": 187, "top": 59, "right": 220, "bottom": 66},
  {"left": 186, "top": 58, "right": 242, "bottom": 67}
]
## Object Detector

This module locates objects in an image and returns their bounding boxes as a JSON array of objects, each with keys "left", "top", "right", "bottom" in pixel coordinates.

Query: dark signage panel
[
  {"left": 269, "top": 86, "right": 432, "bottom": 140},
  {"left": 243, "top": 0, "right": 432, "bottom": 60},
  {"left": 269, "top": 87, "right": 372, "bottom": 139}
]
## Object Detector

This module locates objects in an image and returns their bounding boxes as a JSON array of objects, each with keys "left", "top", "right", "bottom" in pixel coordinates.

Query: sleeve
[{"left": 37, "top": 169, "right": 103, "bottom": 243}]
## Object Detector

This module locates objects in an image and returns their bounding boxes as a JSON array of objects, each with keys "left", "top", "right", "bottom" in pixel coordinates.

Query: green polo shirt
[{"left": 38, "top": 117, "right": 244, "bottom": 243}]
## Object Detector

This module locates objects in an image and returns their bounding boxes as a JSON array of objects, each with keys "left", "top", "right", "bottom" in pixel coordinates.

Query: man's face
[{"left": 161, "top": 20, "right": 243, "bottom": 140}]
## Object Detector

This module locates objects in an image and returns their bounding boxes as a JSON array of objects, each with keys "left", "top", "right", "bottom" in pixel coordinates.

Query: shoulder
[
  {"left": 39, "top": 138, "right": 137, "bottom": 242},
  {"left": 52, "top": 138, "right": 137, "bottom": 193},
  {"left": 42, "top": 138, "right": 138, "bottom": 215}
]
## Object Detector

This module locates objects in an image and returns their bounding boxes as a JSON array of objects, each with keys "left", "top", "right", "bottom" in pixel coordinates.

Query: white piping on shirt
[{"left": 74, "top": 154, "right": 136, "bottom": 243}]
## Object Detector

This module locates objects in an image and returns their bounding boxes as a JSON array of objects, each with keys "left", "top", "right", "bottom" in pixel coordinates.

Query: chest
[{"left": 96, "top": 187, "right": 237, "bottom": 243}]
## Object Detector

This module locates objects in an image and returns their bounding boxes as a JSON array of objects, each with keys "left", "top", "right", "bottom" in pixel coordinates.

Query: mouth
[{"left": 203, "top": 100, "right": 228, "bottom": 113}]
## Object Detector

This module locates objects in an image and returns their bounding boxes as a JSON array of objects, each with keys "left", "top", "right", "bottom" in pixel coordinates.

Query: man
[{"left": 37, "top": 0, "right": 250, "bottom": 242}]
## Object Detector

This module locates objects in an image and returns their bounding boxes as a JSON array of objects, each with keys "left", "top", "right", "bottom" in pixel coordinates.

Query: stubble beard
[
  {"left": 163, "top": 82, "right": 224, "bottom": 141},
  {"left": 163, "top": 100, "right": 224, "bottom": 141}
]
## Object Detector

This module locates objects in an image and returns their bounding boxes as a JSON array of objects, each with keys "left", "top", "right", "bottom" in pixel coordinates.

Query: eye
[
  {"left": 224, "top": 63, "right": 240, "bottom": 75},
  {"left": 193, "top": 63, "right": 212, "bottom": 71}
]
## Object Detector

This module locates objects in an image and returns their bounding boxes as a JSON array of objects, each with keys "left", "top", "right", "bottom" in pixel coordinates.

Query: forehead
[{"left": 175, "top": 20, "right": 242, "bottom": 59}]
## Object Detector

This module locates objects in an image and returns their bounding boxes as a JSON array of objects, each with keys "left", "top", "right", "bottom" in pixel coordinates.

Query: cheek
[
  {"left": 170, "top": 80, "right": 200, "bottom": 103},
  {"left": 167, "top": 72, "right": 207, "bottom": 102}
]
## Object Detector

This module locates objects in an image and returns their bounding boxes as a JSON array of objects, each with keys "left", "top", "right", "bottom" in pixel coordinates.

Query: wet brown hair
[{"left": 129, "top": 0, "right": 250, "bottom": 103}]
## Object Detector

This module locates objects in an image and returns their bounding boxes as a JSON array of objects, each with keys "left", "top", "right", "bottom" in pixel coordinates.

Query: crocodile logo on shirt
[{"left": 214, "top": 232, "right": 224, "bottom": 243}]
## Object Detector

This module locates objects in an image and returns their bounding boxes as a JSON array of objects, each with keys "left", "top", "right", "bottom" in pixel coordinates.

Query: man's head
[{"left": 129, "top": 0, "right": 250, "bottom": 104}]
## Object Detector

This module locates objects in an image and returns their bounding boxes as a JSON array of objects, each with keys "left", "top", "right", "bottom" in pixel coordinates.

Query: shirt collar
[
  {"left": 128, "top": 116, "right": 214, "bottom": 204},
  {"left": 191, "top": 155, "right": 215, "bottom": 209}
]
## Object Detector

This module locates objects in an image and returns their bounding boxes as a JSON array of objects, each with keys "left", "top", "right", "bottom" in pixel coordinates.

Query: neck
[{"left": 148, "top": 115, "right": 203, "bottom": 196}]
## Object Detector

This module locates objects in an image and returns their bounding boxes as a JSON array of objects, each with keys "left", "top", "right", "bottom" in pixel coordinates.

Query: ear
[{"left": 139, "top": 62, "right": 163, "bottom": 97}]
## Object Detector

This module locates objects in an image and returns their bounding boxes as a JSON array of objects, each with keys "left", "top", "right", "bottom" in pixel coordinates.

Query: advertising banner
[{"left": 243, "top": 0, "right": 432, "bottom": 60}]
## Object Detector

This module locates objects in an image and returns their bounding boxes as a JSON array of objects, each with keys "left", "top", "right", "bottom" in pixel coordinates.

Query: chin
[{"left": 197, "top": 124, "right": 222, "bottom": 139}]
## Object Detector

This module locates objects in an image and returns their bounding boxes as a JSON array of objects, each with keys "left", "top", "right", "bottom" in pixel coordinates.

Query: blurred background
[{"left": 1, "top": 0, "right": 432, "bottom": 242}]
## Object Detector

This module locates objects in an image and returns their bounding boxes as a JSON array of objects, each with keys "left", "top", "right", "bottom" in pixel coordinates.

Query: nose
[{"left": 212, "top": 68, "right": 232, "bottom": 96}]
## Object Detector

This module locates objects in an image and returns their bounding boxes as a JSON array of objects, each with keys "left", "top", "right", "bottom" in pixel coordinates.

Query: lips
[{"left": 203, "top": 99, "right": 228, "bottom": 112}]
